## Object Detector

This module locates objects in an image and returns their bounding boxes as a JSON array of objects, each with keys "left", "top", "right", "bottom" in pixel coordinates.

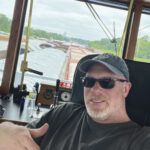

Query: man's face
[{"left": 84, "top": 64, "right": 131, "bottom": 123}]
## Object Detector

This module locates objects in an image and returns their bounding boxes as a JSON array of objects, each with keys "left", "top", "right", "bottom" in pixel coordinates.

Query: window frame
[{"left": 0, "top": 0, "right": 28, "bottom": 95}]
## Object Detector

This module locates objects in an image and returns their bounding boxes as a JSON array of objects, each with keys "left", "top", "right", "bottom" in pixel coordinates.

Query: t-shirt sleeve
[{"left": 26, "top": 102, "right": 83, "bottom": 145}]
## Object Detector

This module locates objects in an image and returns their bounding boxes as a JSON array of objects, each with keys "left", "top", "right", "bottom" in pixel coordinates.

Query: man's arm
[{"left": 0, "top": 122, "right": 49, "bottom": 150}]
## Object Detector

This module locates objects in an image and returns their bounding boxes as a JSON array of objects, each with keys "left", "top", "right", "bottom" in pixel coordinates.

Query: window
[
  {"left": 134, "top": 12, "right": 150, "bottom": 62},
  {"left": 14, "top": 0, "right": 128, "bottom": 91}
]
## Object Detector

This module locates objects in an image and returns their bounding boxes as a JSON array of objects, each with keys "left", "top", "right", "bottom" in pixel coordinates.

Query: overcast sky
[{"left": 0, "top": 0, "right": 150, "bottom": 40}]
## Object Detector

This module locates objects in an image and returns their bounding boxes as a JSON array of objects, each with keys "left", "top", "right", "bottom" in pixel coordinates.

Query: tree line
[
  {"left": 0, "top": 14, "right": 88, "bottom": 45},
  {"left": 88, "top": 36, "right": 150, "bottom": 61},
  {"left": 1, "top": 13, "right": 150, "bottom": 61},
  {"left": 0, "top": 14, "right": 11, "bottom": 32}
]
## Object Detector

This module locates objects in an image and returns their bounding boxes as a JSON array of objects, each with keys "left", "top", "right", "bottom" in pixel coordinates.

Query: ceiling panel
[{"left": 77, "top": 0, "right": 150, "bottom": 9}]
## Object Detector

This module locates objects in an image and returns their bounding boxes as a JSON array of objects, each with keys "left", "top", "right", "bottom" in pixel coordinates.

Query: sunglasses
[{"left": 81, "top": 77, "right": 128, "bottom": 89}]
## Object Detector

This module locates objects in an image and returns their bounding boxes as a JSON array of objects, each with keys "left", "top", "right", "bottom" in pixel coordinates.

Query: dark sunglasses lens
[
  {"left": 83, "top": 77, "right": 95, "bottom": 87},
  {"left": 99, "top": 79, "right": 115, "bottom": 89}
]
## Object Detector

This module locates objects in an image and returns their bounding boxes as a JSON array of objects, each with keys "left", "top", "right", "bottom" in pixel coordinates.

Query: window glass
[
  {"left": 134, "top": 13, "right": 150, "bottom": 62},
  {"left": 0, "top": 0, "right": 15, "bottom": 85},
  {"left": 14, "top": 0, "right": 128, "bottom": 91}
]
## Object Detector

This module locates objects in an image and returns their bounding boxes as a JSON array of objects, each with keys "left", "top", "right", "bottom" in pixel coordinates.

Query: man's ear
[{"left": 123, "top": 82, "right": 132, "bottom": 98}]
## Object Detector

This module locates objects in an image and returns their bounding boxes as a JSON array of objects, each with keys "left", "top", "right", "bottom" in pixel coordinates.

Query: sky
[{"left": 0, "top": 0, "right": 150, "bottom": 41}]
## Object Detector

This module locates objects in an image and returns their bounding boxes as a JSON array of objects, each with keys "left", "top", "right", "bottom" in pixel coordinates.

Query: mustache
[{"left": 86, "top": 94, "right": 108, "bottom": 101}]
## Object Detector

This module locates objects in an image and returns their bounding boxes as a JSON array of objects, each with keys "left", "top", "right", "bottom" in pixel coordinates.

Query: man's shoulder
[
  {"left": 28, "top": 102, "right": 85, "bottom": 129},
  {"left": 52, "top": 102, "right": 85, "bottom": 115},
  {"left": 44, "top": 102, "right": 86, "bottom": 126},
  {"left": 59, "top": 102, "right": 85, "bottom": 109}
]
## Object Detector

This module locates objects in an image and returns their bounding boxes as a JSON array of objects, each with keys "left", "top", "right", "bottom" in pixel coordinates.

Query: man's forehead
[
  {"left": 87, "top": 63, "right": 112, "bottom": 73},
  {"left": 87, "top": 63, "right": 126, "bottom": 80}
]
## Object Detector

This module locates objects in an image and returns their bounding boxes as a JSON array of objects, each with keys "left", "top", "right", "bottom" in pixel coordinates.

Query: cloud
[
  {"left": 0, "top": 0, "right": 15, "bottom": 18},
  {"left": 0, "top": 0, "right": 131, "bottom": 40}
]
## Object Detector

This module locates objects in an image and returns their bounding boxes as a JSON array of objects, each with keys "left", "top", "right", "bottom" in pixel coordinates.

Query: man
[
  {"left": 0, "top": 53, "right": 150, "bottom": 150},
  {"left": 80, "top": 53, "right": 131, "bottom": 124}
]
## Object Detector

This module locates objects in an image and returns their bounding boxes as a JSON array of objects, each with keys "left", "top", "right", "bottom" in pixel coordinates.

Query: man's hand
[
  {"left": 0, "top": 122, "right": 49, "bottom": 150},
  {"left": 29, "top": 123, "right": 49, "bottom": 138}
]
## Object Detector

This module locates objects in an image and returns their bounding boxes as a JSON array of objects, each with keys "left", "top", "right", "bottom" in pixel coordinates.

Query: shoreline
[{"left": 0, "top": 34, "right": 25, "bottom": 42}]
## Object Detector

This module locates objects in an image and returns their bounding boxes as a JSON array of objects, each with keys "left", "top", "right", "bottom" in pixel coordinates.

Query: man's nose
[{"left": 92, "top": 81, "right": 104, "bottom": 92}]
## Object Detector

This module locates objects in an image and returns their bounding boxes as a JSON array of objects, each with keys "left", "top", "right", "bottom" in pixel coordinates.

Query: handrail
[
  {"left": 20, "top": 0, "right": 43, "bottom": 91},
  {"left": 118, "top": 0, "right": 134, "bottom": 57}
]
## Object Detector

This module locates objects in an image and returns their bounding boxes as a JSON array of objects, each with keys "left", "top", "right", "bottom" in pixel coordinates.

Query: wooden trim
[
  {"left": 10, "top": 0, "right": 28, "bottom": 93},
  {"left": 0, "top": 0, "right": 26, "bottom": 94},
  {"left": 122, "top": 4, "right": 134, "bottom": 59},
  {"left": 0, "top": 118, "right": 28, "bottom": 126},
  {"left": 125, "top": 2, "right": 143, "bottom": 59}
]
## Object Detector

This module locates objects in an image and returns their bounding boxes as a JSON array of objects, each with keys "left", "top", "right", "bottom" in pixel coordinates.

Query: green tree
[
  {"left": 0, "top": 14, "right": 11, "bottom": 32},
  {"left": 135, "top": 36, "right": 150, "bottom": 59}
]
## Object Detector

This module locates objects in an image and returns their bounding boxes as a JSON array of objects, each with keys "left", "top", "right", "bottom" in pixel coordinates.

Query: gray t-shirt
[{"left": 28, "top": 102, "right": 150, "bottom": 150}]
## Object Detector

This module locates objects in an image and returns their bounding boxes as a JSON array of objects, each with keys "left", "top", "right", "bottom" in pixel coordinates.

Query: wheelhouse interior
[{"left": 0, "top": 0, "right": 150, "bottom": 124}]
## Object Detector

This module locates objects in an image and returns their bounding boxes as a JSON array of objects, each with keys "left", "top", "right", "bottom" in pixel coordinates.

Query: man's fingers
[
  {"left": 23, "top": 135, "right": 40, "bottom": 150},
  {"left": 29, "top": 123, "right": 49, "bottom": 138},
  {"left": 0, "top": 122, "right": 43, "bottom": 150}
]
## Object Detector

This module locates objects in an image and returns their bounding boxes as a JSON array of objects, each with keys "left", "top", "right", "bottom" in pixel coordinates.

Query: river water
[{"left": 0, "top": 39, "right": 67, "bottom": 91}]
